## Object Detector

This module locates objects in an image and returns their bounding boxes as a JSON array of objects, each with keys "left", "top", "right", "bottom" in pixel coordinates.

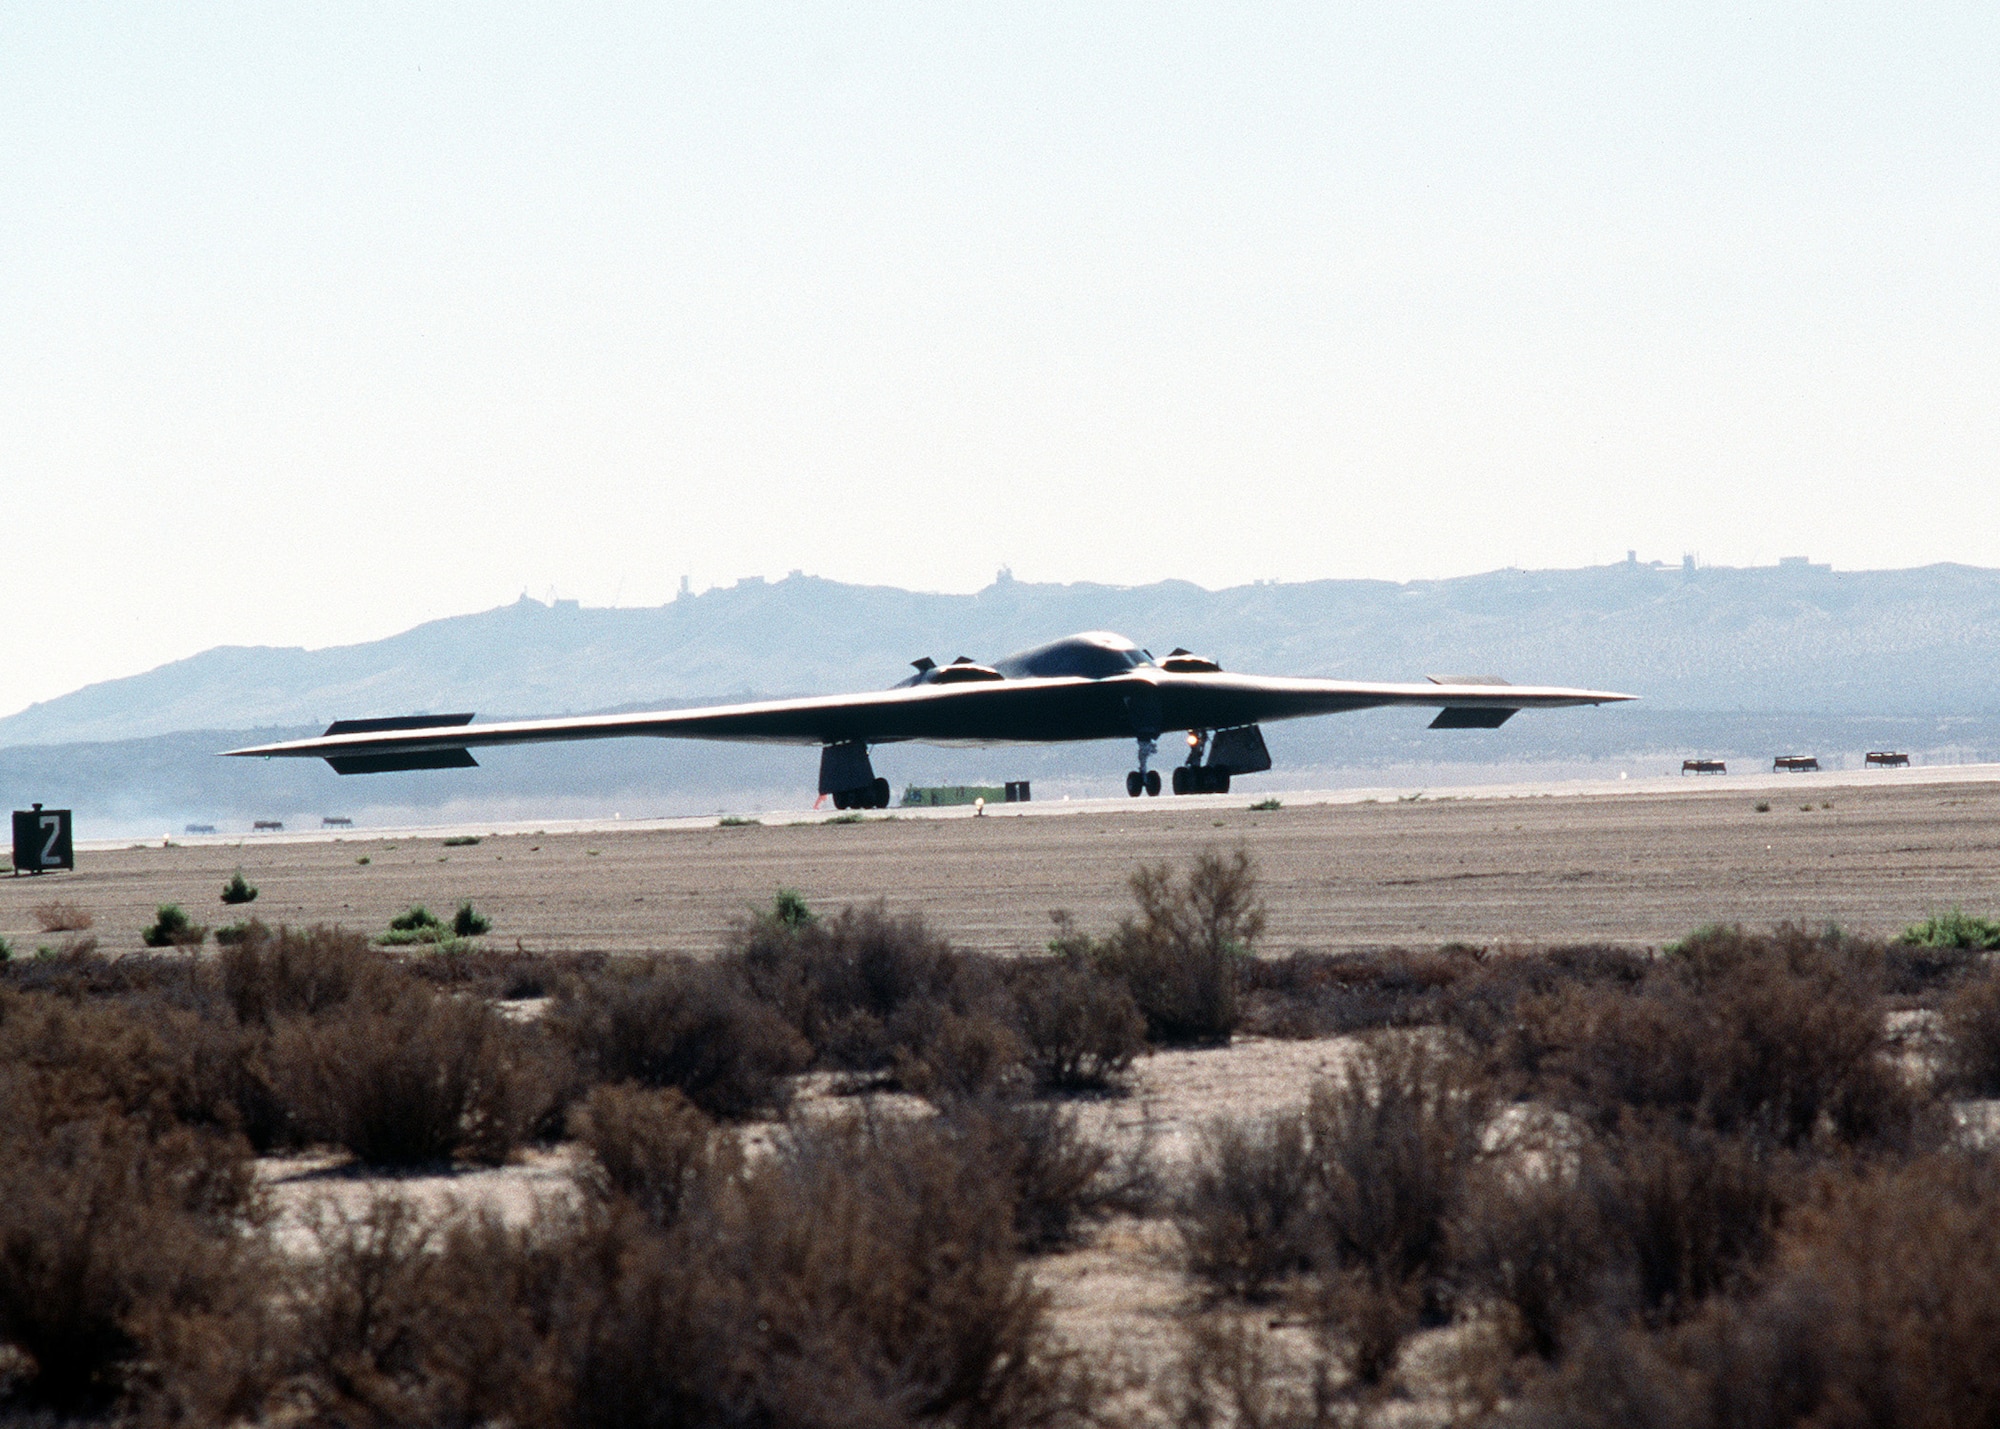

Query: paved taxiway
[{"left": 13, "top": 767, "right": 2000, "bottom": 954}]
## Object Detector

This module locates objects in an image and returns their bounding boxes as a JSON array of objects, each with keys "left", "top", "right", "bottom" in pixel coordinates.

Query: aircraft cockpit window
[{"left": 993, "top": 633, "right": 1151, "bottom": 680}]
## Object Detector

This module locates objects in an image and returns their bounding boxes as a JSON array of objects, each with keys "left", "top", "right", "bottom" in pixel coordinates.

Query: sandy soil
[{"left": 13, "top": 777, "right": 2000, "bottom": 954}]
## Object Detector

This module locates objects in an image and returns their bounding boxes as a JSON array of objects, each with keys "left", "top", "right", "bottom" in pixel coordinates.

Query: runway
[{"left": 14, "top": 765, "right": 2000, "bottom": 956}]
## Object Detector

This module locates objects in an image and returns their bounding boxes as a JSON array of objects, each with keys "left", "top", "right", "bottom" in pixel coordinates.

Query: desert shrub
[
  {"left": 0, "top": 941, "right": 195, "bottom": 1000},
  {"left": 271, "top": 987, "right": 560, "bottom": 1165},
  {"left": 892, "top": 1006, "right": 1027, "bottom": 1100},
  {"left": 1437, "top": 943, "right": 1652, "bottom": 1051},
  {"left": 0, "top": 1082, "right": 269, "bottom": 1418},
  {"left": 1009, "top": 958, "right": 1145, "bottom": 1091},
  {"left": 1518, "top": 1152, "right": 2000, "bottom": 1428},
  {"left": 219, "top": 871, "right": 258, "bottom": 905},
  {"left": 718, "top": 1112, "right": 1074, "bottom": 1424},
  {"left": 1899, "top": 904, "right": 2000, "bottom": 951},
  {"left": 0, "top": 985, "right": 279, "bottom": 1146},
  {"left": 383, "top": 904, "right": 445, "bottom": 943},
  {"left": 451, "top": 899, "right": 491, "bottom": 937},
  {"left": 458, "top": 1111, "right": 1082, "bottom": 1428},
  {"left": 214, "top": 921, "right": 387, "bottom": 1027},
  {"left": 770, "top": 886, "right": 815, "bottom": 928},
  {"left": 1178, "top": 1035, "right": 1486, "bottom": 1311},
  {"left": 1454, "top": 1155, "right": 1617, "bottom": 1360},
  {"left": 551, "top": 955, "right": 808, "bottom": 1119},
  {"left": 287, "top": 1194, "right": 562, "bottom": 1429},
  {"left": 729, "top": 902, "right": 1019, "bottom": 1088},
  {"left": 1088, "top": 848, "right": 1265, "bottom": 1045},
  {"left": 1303, "top": 1035, "right": 1489, "bottom": 1289},
  {"left": 1596, "top": 1118, "right": 1784, "bottom": 1327},
  {"left": 1239, "top": 946, "right": 1481, "bottom": 1037},
  {"left": 1502, "top": 925, "right": 1921, "bottom": 1149},
  {"left": 404, "top": 943, "right": 595, "bottom": 1000},
  {"left": 1942, "top": 966, "right": 2000, "bottom": 1095},
  {"left": 142, "top": 902, "right": 206, "bottom": 949},
  {"left": 570, "top": 1084, "right": 742, "bottom": 1229},
  {"left": 31, "top": 899, "right": 92, "bottom": 932},
  {"left": 1882, "top": 941, "right": 1985, "bottom": 997},
  {"left": 1163, "top": 1312, "right": 1345, "bottom": 1428},
  {"left": 942, "top": 1098, "right": 1131, "bottom": 1251},
  {"left": 1178, "top": 1110, "right": 1318, "bottom": 1301}
]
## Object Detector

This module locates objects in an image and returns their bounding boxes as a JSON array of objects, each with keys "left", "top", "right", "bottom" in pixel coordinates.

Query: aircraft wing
[{"left": 224, "top": 670, "right": 1632, "bottom": 773}]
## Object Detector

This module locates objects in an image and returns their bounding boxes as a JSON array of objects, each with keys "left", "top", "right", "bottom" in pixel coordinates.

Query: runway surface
[{"left": 13, "top": 766, "right": 2000, "bottom": 955}]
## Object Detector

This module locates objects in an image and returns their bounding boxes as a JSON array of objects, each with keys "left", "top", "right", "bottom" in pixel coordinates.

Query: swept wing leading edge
[{"left": 225, "top": 669, "right": 1632, "bottom": 765}]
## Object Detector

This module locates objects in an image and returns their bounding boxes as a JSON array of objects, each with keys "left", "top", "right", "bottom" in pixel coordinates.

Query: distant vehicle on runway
[{"left": 225, "top": 631, "right": 1634, "bottom": 808}]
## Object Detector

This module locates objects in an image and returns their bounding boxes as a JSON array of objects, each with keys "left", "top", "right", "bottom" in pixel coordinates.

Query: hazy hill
[{"left": 7, "top": 560, "right": 2000, "bottom": 750}]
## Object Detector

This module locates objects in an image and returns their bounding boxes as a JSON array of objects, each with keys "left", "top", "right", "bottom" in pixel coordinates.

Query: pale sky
[{"left": 4, "top": 4, "right": 1997, "bottom": 720}]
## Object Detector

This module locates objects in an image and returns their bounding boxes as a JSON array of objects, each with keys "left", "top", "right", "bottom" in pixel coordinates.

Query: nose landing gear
[{"left": 1126, "top": 738, "right": 1162, "bottom": 796}]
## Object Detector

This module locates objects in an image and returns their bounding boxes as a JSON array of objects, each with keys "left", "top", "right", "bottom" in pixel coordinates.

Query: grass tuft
[
  {"left": 142, "top": 903, "right": 207, "bottom": 949},
  {"left": 1898, "top": 904, "right": 2000, "bottom": 950}
]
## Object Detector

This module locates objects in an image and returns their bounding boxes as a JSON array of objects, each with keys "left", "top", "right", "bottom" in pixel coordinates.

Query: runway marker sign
[{"left": 11, "top": 804, "right": 74, "bottom": 873}]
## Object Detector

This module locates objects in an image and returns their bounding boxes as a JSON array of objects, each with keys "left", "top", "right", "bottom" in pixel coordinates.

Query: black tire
[
  {"left": 1171, "top": 767, "right": 1188, "bottom": 795},
  {"left": 872, "top": 777, "right": 891, "bottom": 809},
  {"left": 832, "top": 789, "right": 850, "bottom": 811},
  {"left": 1126, "top": 771, "right": 1143, "bottom": 798},
  {"left": 1145, "top": 769, "right": 1162, "bottom": 797},
  {"left": 1216, "top": 773, "right": 1231, "bottom": 794}
]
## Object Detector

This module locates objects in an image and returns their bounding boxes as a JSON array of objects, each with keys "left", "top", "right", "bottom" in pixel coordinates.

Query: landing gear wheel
[
  {"left": 832, "top": 789, "right": 851, "bottom": 811},
  {"left": 1126, "top": 771, "right": 1143, "bottom": 798},
  {"left": 1171, "top": 767, "right": 1188, "bottom": 795},
  {"left": 872, "top": 777, "right": 891, "bottom": 809},
  {"left": 1145, "top": 769, "right": 1161, "bottom": 797},
  {"left": 1215, "top": 772, "right": 1231, "bottom": 794}
]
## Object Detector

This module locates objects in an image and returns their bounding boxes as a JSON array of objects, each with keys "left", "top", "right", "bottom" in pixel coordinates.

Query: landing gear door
[{"left": 1207, "top": 725, "right": 1272, "bottom": 775}]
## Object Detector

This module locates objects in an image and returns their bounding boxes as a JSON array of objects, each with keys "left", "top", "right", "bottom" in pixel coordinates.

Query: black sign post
[{"left": 11, "top": 804, "right": 74, "bottom": 874}]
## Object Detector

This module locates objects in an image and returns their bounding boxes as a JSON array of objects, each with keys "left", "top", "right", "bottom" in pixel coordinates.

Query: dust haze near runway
[{"left": 12, "top": 774, "right": 2000, "bottom": 955}]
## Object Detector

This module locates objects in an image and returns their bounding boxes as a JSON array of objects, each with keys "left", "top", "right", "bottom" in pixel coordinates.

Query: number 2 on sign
[{"left": 40, "top": 814, "right": 60, "bottom": 866}]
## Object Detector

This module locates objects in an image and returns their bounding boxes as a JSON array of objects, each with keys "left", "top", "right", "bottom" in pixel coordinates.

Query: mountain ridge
[{"left": 9, "top": 560, "right": 2000, "bottom": 749}]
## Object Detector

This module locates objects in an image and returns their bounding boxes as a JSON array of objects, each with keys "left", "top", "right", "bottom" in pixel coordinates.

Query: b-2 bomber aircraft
[{"left": 225, "top": 631, "right": 1633, "bottom": 808}]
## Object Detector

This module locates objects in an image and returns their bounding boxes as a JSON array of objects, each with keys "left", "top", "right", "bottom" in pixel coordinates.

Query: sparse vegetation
[
  {"left": 272, "top": 988, "right": 559, "bottom": 1165},
  {"left": 1753, "top": 800, "right": 1771, "bottom": 812},
  {"left": 379, "top": 904, "right": 459, "bottom": 945},
  {"left": 1899, "top": 904, "right": 2000, "bottom": 950},
  {"left": 451, "top": 899, "right": 491, "bottom": 936},
  {"left": 769, "top": 886, "right": 814, "bottom": 928},
  {"left": 1942, "top": 965, "right": 2000, "bottom": 1095},
  {"left": 549, "top": 955, "right": 808, "bottom": 1119},
  {"left": 717, "top": 815, "right": 760, "bottom": 827},
  {"left": 1249, "top": 797, "right": 1283, "bottom": 811},
  {"left": 32, "top": 899, "right": 92, "bottom": 932},
  {"left": 18, "top": 849, "right": 2000, "bottom": 1425},
  {"left": 441, "top": 835, "right": 481, "bottom": 847},
  {"left": 1010, "top": 954, "right": 1146, "bottom": 1092},
  {"left": 142, "top": 902, "right": 206, "bottom": 948},
  {"left": 219, "top": 870, "right": 258, "bottom": 905},
  {"left": 1081, "top": 848, "right": 1264, "bottom": 1045}
]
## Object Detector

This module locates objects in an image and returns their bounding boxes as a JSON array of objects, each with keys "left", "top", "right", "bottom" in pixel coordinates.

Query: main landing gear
[
  {"left": 1172, "top": 729, "right": 1231, "bottom": 794},
  {"left": 831, "top": 777, "right": 892, "bottom": 811},
  {"left": 1125, "top": 738, "right": 1162, "bottom": 797},
  {"left": 820, "top": 742, "right": 892, "bottom": 810}
]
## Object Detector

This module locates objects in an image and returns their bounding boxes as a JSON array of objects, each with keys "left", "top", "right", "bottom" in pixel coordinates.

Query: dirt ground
[{"left": 11, "top": 777, "right": 2000, "bottom": 954}]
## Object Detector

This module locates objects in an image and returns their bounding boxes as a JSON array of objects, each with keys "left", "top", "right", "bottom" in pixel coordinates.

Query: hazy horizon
[{"left": 0, "top": 550, "right": 1940, "bottom": 719}]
